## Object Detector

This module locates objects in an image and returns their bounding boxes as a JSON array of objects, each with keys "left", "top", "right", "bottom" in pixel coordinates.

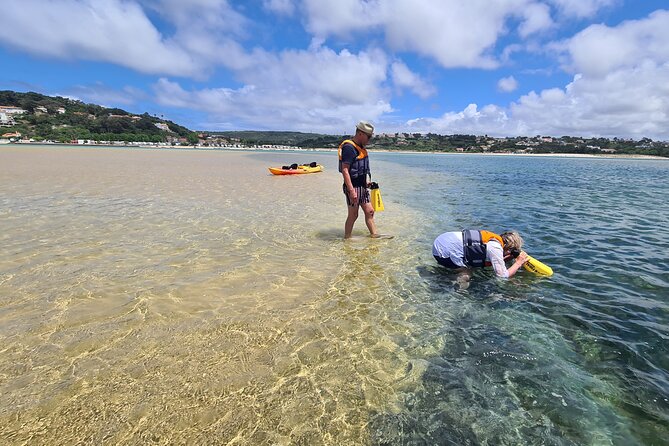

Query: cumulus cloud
[
  {"left": 519, "top": 3, "right": 554, "bottom": 37},
  {"left": 381, "top": 0, "right": 507, "bottom": 68},
  {"left": 559, "top": 10, "right": 669, "bottom": 78},
  {"left": 301, "top": 0, "right": 384, "bottom": 37},
  {"left": 300, "top": 1, "right": 618, "bottom": 69},
  {"left": 153, "top": 47, "right": 393, "bottom": 132},
  {"left": 547, "top": 0, "right": 617, "bottom": 19},
  {"left": 510, "top": 64, "right": 669, "bottom": 138},
  {"left": 407, "top": 103, "right": 518, "bottom": 136},
  {"left": 140, "top": 0, "right": 249, "bottom": 33},
  {"left": 154, "top": 79, "right": 392, "bottom": 133},
  {"left": 403, "top": 10, "right": 669, "bottom": 140},
  {"left": 6, "top": 0, "right": 565, "bottom": 76},
  {"left": 3, "top": 0, "right": 667, "bottom": 139},
  {"left": 302, "top": 0, "right": 556, "bottom": 69},
  {"left": 0, "top": 0, "right": 204, "bottom": 77},
  {"left": 391, "top": 62, "right": 436, "bottom": 98},
  {"left": 497, "top": 76, "right": 519, "bottom": 93},
  {"left": 406, "top": 62, "right": 669, "bottom": 140},
  {"left": 0, "top": 0, "right": 256, "bottom": 78}
]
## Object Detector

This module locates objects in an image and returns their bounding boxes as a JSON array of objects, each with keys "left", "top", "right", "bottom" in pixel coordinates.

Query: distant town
[{"left": 2, "top": 91, "right": 668, "bottom": 158}]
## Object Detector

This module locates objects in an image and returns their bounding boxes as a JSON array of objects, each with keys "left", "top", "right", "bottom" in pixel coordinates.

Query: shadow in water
[
  {"left": 364, "top": 264, "right": 591, "bottom": 445},
  {"left": 313, "top": 228, "right": 345, "bottom": 241},
  {"left": 415, "top": 264, "right": 471, "bottom": 295},
  {"left": 416, "top": 263, "right": 529, "bottom": 301}
]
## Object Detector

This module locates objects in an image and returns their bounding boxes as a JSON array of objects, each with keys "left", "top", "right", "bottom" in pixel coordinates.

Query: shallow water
[{"left": 0, "top": 146, "right": 667, "bottom": 445}]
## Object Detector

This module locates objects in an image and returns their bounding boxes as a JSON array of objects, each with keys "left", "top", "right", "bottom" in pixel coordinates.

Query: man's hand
[
  {"left": 515, "top": 251, "right": 528, "bottom": 265},
  {"left": 348, "top": 188, "right": 358, "bottom": 205}
]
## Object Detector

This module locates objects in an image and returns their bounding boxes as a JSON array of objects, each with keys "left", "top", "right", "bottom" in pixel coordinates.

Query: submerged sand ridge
[{"left": 0, "top": 145, "right": 426, "bottom": 444}]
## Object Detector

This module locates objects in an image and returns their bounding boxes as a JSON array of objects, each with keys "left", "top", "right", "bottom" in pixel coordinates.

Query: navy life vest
[
  {"left": 462, "top": 230, "right": 505, "bottom": 268},
  {"left": 338, "top": 139, "right": 370, "bottom": 181}
]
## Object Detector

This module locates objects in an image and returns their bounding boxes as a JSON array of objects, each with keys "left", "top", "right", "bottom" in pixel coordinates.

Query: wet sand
[{"left": 0, "top": 145, "right": 423, "bottom": 444}]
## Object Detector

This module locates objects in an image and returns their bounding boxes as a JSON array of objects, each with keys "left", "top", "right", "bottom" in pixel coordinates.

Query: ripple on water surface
[{"left": 0, "top": 147, "right": 668, "bottom": 444}]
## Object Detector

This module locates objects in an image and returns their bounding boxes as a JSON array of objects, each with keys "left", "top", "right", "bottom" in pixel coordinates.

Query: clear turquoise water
[
  {"left": 1, "top": 146, "right": 667, "bottom": 445},
  {"left": 369, "top": 152, "right": 669, "bottom": 445}
]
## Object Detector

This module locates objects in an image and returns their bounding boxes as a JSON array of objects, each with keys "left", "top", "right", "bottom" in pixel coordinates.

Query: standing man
[{"left": 339, "top": 121, "right": 378, "bottom": 239}]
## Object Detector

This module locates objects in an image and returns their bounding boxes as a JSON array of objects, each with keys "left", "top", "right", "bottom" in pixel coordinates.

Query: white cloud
[
  {"left": 0, "top": 0, "right": 395, "bottom": 132},
  {"left": 510, "top": 63, "right": 669, "bottom": 138},
  {"left": 403, "top": 9, "right": 669, "bottom": 139},
  {"left": 0, "top": 0, "right": 255, "bottom": 78},
  {"left": 301, "top": 0, "right": 556, "bottom": 69},
  {"left": 519, "top": 3, "right": 554, "bottom": 37},
  {"left": 301, "top": 0, "right": 385, "bottom": 37},
  {"left": 547, "top": 0, "right": 617, "bottom": 19},
  {"left": 407, "top": 103, "right": 518, "bottom": 136},
  {"left": 0, "top": 0, "right": 202, "bottom": 77},
  {"left": 140, "top": 0, "right": 249, "bottom": 35},
  {"left": 497, "top": 76, "right": 519, "bottom": 93},
  {"left": 406, "top": 62, "right": 669, "bottom": 139},
  {"left": 391, "top": 62, "right": 436, "bottom": 99},
  {"left": 381, "top": 0, "right": 506, "bottom": 68},
  {"left": 560, "top": 10, "right": 669, "bottom": 78},
  {"left": 153, "top": 47, "right": 393, "bottom": 132},
  {"left": 0, "top": 0, "right": 202, "bottom": 76},
  {"left": 3, "top": 0, "right": 667, "bottom": 139}
]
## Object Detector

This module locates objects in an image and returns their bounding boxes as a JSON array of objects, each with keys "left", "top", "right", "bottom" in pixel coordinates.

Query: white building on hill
[
  {"left": 0, "top": 106, "right": 27, "bottom": 114},
  {"left": 0, "top": 112, "right": 15, "bottom": 127},
  {"left": 155, "top": 122, "right": 172, "bottom": 132}
]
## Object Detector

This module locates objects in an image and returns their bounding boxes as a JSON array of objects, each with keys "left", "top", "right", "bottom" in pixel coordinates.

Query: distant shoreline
[
  {"left": 2, "top": 142, "right": 667, "bottom": 160},
  {"left": 372, "top": 149, "right": 668, "bottom": 160}
]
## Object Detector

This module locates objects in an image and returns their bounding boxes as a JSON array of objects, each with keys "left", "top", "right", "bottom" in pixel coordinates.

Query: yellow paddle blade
[{"left": 371, "top": 188, "right": 384, "bottom": 211}]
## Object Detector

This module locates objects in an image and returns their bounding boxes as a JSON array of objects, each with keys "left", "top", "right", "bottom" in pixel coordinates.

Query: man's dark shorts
[{"left": 343, "top": 184, "right": 370, "bottom": 207}]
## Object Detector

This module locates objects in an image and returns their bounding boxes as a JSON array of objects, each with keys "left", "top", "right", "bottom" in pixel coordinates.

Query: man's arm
[
  {"left": 342, "top": 164, "right": 357, "bottom": 204},
  {"left": 505, "top": 252, "right": 528, "bottom": 278},
  {"left": 490, "top": 244, "right": 528, "bottom": 278}
]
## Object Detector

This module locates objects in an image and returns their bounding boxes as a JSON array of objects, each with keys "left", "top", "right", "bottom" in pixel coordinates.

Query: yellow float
[{"left": 523, "top": 255, "right": 553, "bottom": 276}]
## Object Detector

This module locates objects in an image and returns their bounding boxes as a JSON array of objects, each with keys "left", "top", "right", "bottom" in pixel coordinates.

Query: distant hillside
[
  {"left": 3, "top": 91, "right": 666, "bottom": 157},
  {"left": 208, "top": 130, "right": 669, "bottom": 157},
  {"left": 0, "top": 91, "right": 198, "bottom": 144}
]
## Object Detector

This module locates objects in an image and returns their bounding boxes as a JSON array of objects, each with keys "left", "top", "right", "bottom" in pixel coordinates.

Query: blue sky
[{"left": 2, "top": 0, "right": 669, "bottom": 139}]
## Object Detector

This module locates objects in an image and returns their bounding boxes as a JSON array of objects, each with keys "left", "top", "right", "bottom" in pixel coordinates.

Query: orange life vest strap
[
  {"left": 338, "top": 139, "right": 367, "bottom": 160},
  {"left": 480, "top": 230, "right": 504, "bottom": 249}
]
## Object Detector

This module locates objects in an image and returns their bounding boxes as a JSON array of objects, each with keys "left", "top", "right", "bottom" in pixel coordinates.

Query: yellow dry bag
[
  {"left": 370, "top": 182, "right": 384, "bottom": 211},
  {"left": 523, "top": 254, "right": 553, "bottom": 276}
]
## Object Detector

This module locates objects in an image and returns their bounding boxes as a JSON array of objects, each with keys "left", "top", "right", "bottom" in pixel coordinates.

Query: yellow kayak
[
  {"left": 268, "top": 163, "right": 323, "bottom": 175},
  {"left": 523, "top": 255, "right": 553, "bottom": 276}
]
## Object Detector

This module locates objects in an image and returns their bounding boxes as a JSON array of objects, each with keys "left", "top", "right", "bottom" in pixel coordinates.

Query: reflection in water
[{"left": 0, "top": 146, "right": 667, "bottom": 444}]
